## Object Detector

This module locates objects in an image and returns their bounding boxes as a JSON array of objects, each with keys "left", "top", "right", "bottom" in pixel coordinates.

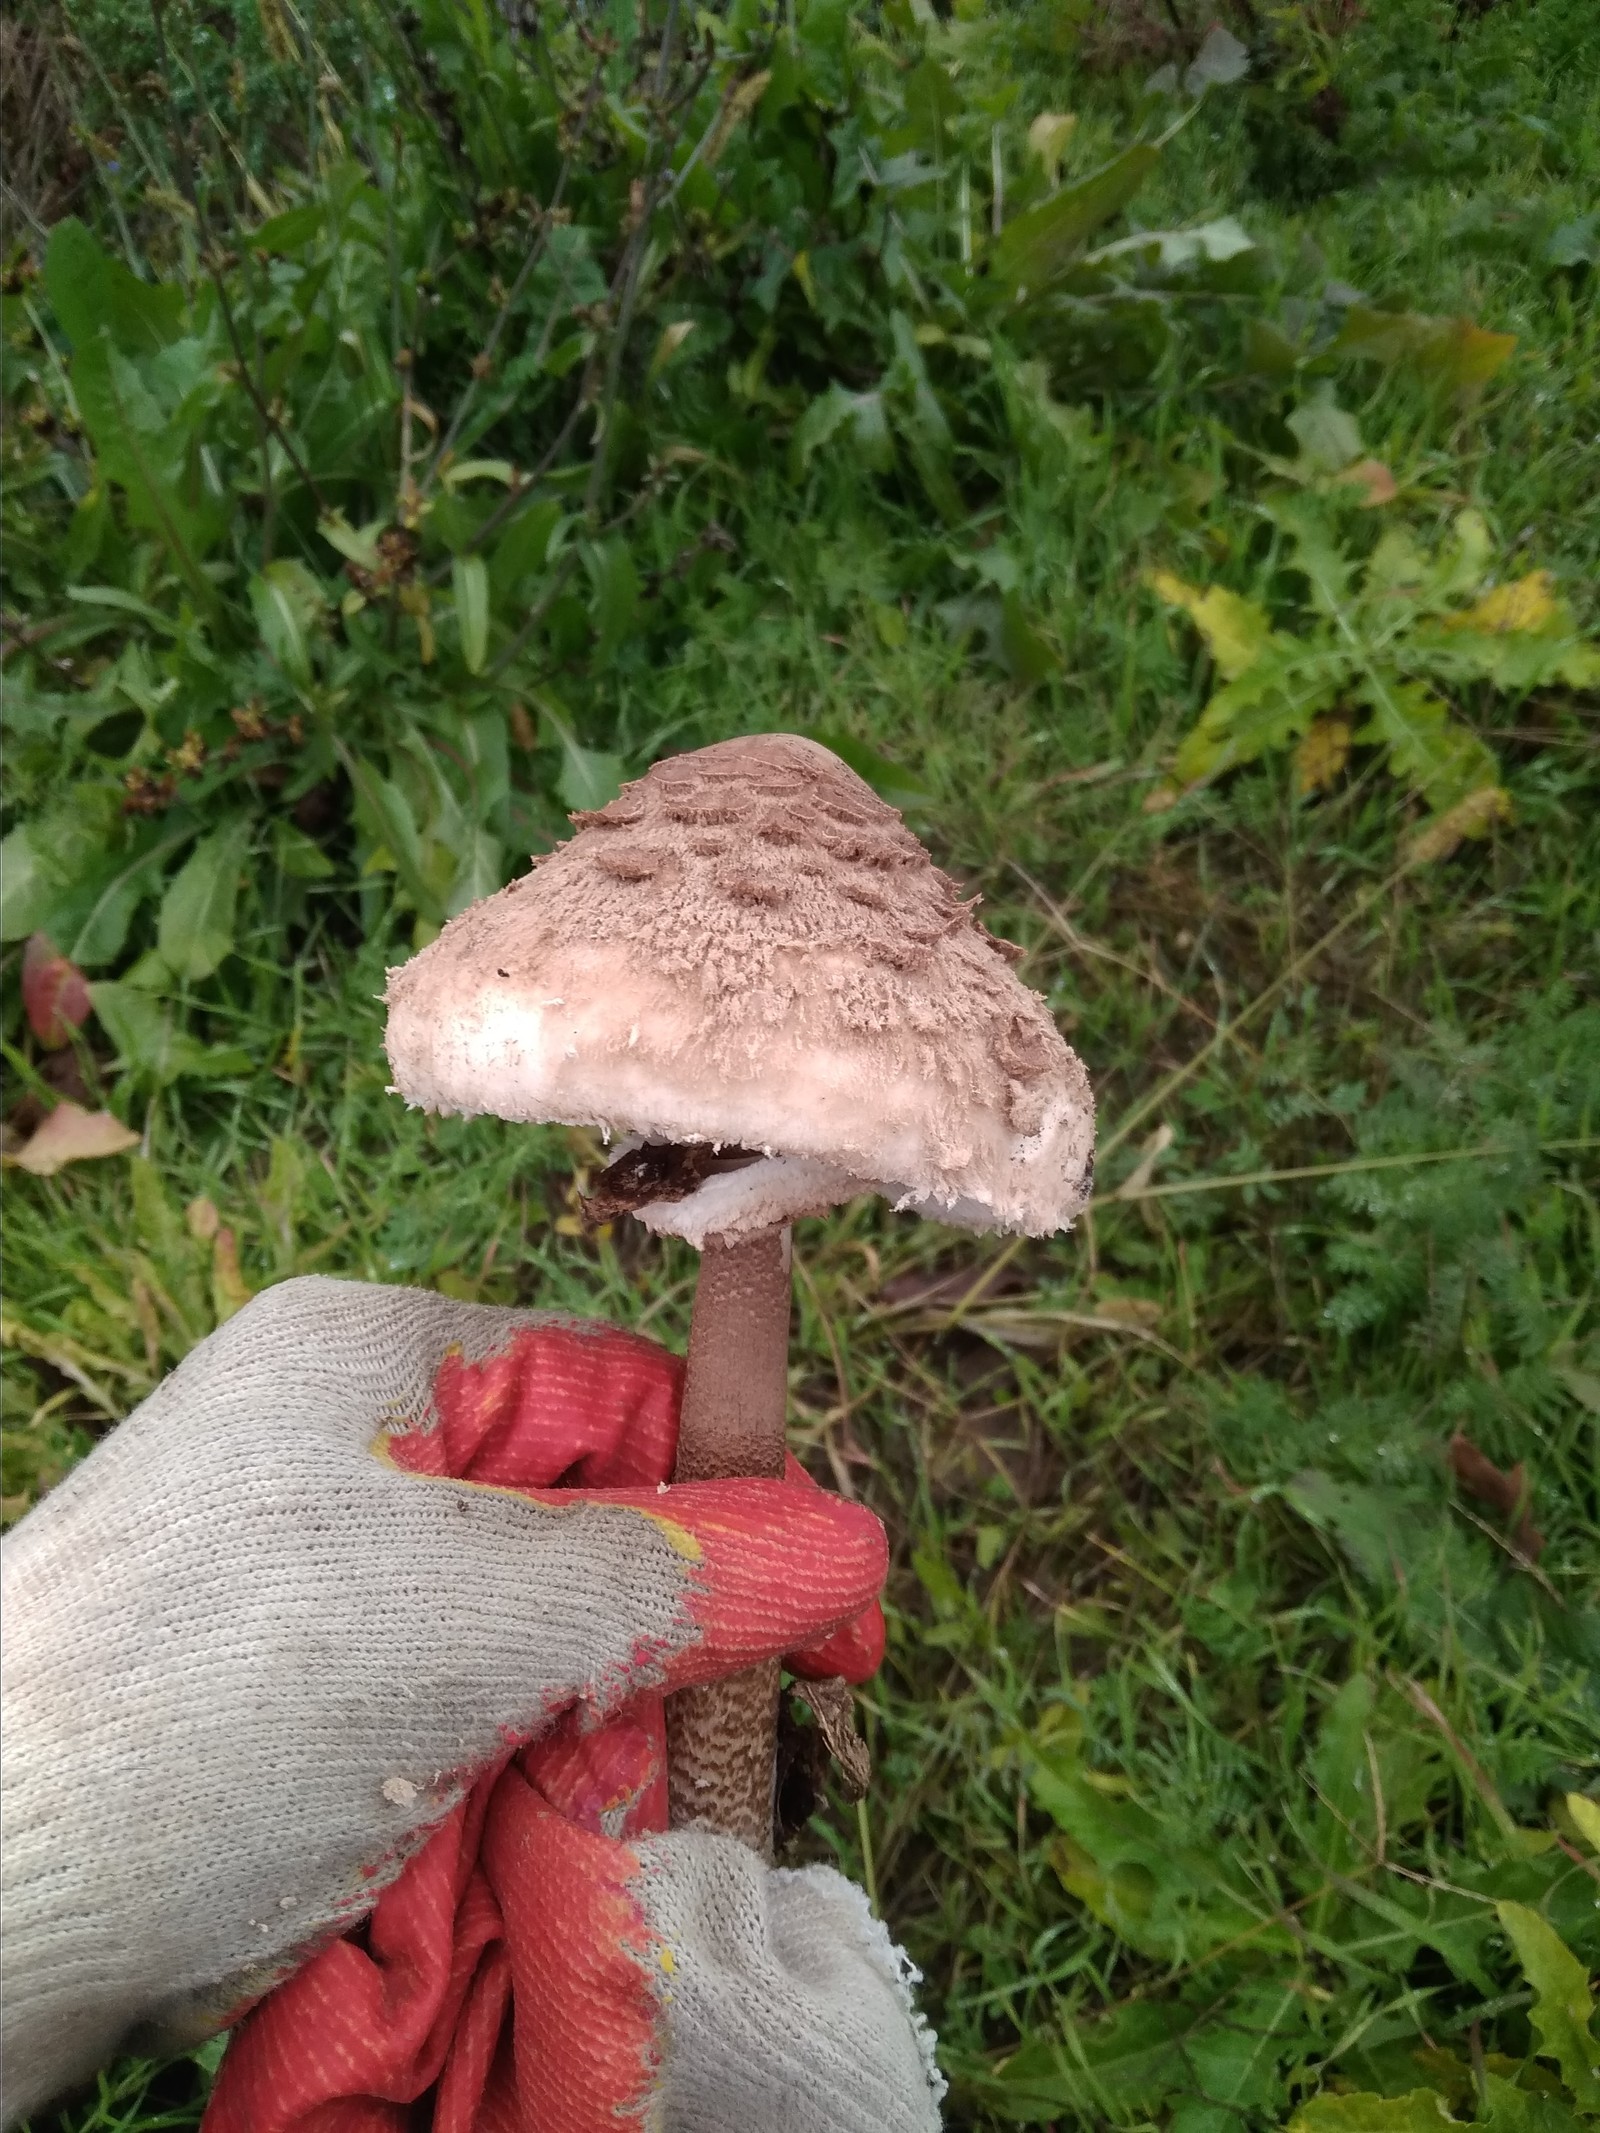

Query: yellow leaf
[
  {"left": 1294, "top": 714, "right": 1353, "bottom": 795},
  {"left": 1146, "top": 570, "right": 1270, "bottom": 681},
  {"left": 1027, "top": 111, "right": 1077, "bottom": 188},
  {"left": 1448, "top": 570, "right": 1558, "bottom": 635},
  {"left": 7, "top": 1103, "right": 140, "bottom": 1176},
  {"left": 212, "top": 1227, "right": 253, "bottom": 1322},
  {"left": 703, "top": 69, "right": 772, "bottom": 167},
  {"left": 1568, "top": 1793, "right": 1600, "bottom": 1853},
  {"left": 1406, "top": 785, "right": 1513, "bottom": 865}
]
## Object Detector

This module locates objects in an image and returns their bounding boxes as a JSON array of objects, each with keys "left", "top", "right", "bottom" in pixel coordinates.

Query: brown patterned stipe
[{"left": 665, "top": 1662, "right": 783, "bottom": 1857}]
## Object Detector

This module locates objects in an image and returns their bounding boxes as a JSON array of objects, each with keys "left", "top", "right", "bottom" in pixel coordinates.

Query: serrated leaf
[
  {"left": 452, "top": 553, "right": 490, "bottom": 675},
  {"left": 1290, "top": 2092, "right": 1456, "bottom": 2132},
  {"left": 1174, "top": 655, "right": 1343, "bottom": 785},
  {"left": 157, "top": 823, "right": 250, "bottom": 981},
  {"left": 1147, "top": 571, "right": 1272, "bottom": 680},
  {"left": 1353, "top": 678, "right": 1498, "bottom": 812},
  {"left": 1477, "top": 2072, "right": 1586, "bottom": 2133},
  {"left": 1495, "top": 1901, "right": 1600, "bottom": 2110}
]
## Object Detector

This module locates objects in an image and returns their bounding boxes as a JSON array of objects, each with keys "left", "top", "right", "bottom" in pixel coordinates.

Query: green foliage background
[{"left": 2, "top": 0, "right": 1598, "bottom": 2128}]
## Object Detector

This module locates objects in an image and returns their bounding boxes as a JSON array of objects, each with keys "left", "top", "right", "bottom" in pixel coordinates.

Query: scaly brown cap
[{"left": 384, "top": 734, "right": 1094, "bottom": 1243}]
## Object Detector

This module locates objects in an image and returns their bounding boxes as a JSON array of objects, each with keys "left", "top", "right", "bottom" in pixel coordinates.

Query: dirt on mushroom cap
[{"left": 383, "top": 734, "right": 1094, "bottom": 1236}]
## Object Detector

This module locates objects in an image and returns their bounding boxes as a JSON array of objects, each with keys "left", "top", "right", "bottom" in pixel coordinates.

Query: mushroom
[{"left": 383, "top": 733, "right": 1094, "bottom": 1854}]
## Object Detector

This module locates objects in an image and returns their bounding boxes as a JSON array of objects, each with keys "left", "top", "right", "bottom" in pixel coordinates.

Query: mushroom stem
[{"left": 665, "top": 1224, "right": 792, "bottom": 1855}]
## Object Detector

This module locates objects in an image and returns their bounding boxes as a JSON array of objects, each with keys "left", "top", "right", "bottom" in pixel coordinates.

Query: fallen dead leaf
[
  {"left": 7, "top": 1102, "right": 139, "bottom": 1176},
  {"left": 1448, "top": 1430, "right": 1544, "bottom": 1560},
  {"left": 22, "top": 934, "right": 92, "bottom": 1049},
  {"left": 1406, "top": 785, "right": 1513, "bottom": 865},
  {"left": 1331, "top": 457, "right": 1398, "bottom": 507},
  {"left": 1116, "top": 1122, "right": 1175, "bottom": 1200}
]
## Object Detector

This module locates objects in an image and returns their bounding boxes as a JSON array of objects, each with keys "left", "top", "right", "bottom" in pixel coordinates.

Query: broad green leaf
[
  {"left": 990, "top": 144, "right": 1160, "bottom": 296},
  {"left": 1288, "top": 387, "right": 1364, "bottom": 474},
  {"left": 1148, "top": 570, "right": 1272, "bottom": 680},
  {"left": 272, "top": 822, "right": 336, "bottom": 881},
  {"left": 1291, "top": 2091, "right": 1456, "bottom": 2132},
  {"left": 343, "top": 756, "right": 442, "bottom": 923},
  {"left": 45, "top": 218, "right": 185, "bottom": 356},
  {"left": 491, "top": 498, "right": 565, "bottom": 592},
  {"left": 554, "top": 734, "right": 624, "bottom": 814},
  {"left": 65, "top": 584, "right": 180, "bottom": 635},
  {"left": 452, "top": 554, "right": 490, "bottom": 675},
  {"left": 1026, "top": 1744, "right": 1274, "bottom": 1961},
  {"left": 586, "top": 538, "right": 638, "bottom": 665},
  {"left": 70, "top": 339, "right": 222, "bottom": 593},
  {"left": 0, "top": 827, "right": 53, "bottom": 941},
  {"left": 250, "top": 561, "right": 325, "bottom": 688},
  {"left": 447, "top": 829, "right": 502, "bottom": 917},
  {"left": 248, "top": 201, "right": 326, "bottom": 253},
  {"left": 1567, "top": 1795, "right": 1600, "bottom": 1853},
  {"left": 90, "top": 983, "right": 251, "bottom": 1085},
  {"left": 70, "top": 831, "right": 195, "bottom": 970},
  {"left": 1495, "top": 1901, "right": 1600, "bottom": 2109},
  {"left": 157, "top": 824, "right": 250, "bottom": 981}
]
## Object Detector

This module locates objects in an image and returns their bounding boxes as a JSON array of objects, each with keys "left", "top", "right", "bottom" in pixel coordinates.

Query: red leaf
[
  {"left": 1448, "top": 1431, "right": 1545, "bottom": 1560},
  {"left": 22, "top": 934, "right": 92, "bottom": 1049}
]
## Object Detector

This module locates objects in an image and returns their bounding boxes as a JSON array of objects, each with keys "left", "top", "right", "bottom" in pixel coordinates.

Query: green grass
[{"left": 5, "top": 1, "right": 1600, "bottom": 2128}]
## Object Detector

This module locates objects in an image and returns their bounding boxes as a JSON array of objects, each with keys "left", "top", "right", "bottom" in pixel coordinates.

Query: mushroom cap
[{"left": 384, "top": 734, "right": 1094, "bottom": 1243}]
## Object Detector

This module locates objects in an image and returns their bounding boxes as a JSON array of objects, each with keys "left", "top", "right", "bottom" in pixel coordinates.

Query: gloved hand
[{"left": 1, "top": 1276, "right": 942, "bottom": 2132}]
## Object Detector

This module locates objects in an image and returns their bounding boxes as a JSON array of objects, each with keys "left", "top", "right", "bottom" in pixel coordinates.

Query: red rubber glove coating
[{"left": 202, "top": 1321, "right": 886, "bottom": 2133}]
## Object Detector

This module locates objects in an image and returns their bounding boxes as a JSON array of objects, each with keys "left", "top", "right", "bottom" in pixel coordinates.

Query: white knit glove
[{"left": 0, "top": 1277, "right": 939, "bottom": 2131}]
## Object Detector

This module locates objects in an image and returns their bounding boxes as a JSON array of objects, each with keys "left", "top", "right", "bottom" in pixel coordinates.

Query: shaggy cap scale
[{"left": 384, "top": 734, "right": 1094, "bottom": 1243}]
